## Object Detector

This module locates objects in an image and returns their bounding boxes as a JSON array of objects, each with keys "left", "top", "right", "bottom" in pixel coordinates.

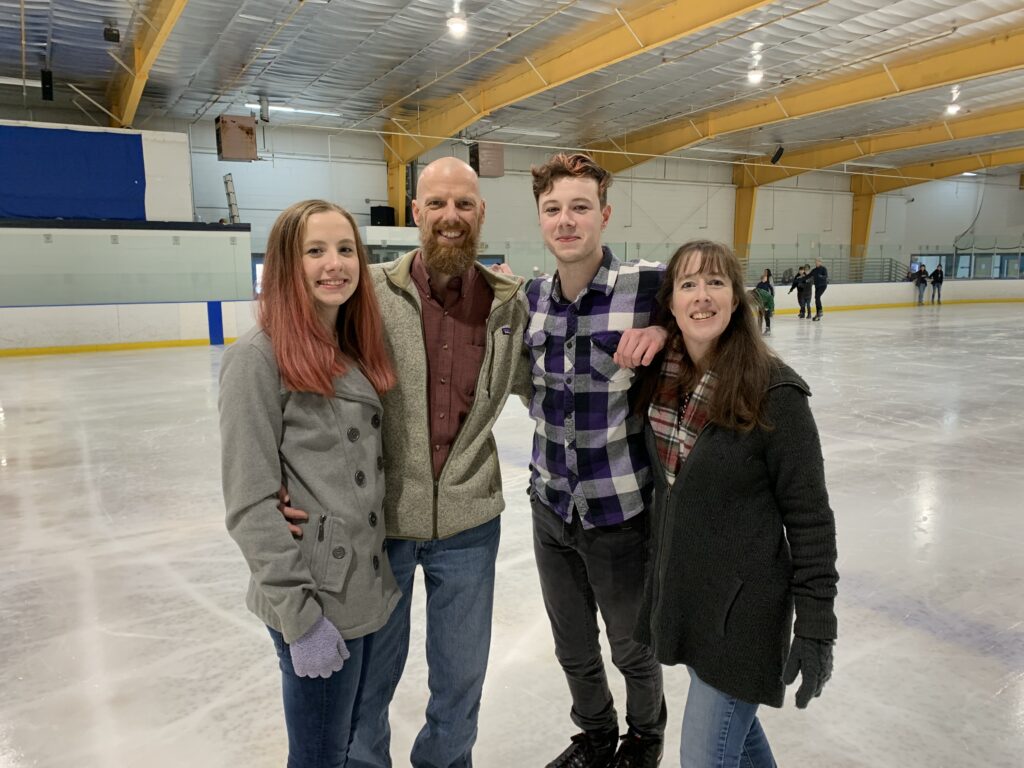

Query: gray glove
[
  {"left": 289, "top": 616, "right": 350, "bottom": 679},
  {"left": 782, "top": 636, "right": 833, "bottom": 708}
]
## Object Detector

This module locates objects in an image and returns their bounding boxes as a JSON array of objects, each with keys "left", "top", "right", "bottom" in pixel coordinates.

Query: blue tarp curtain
[{"left": 0, "top": 125, "right": 146, "bottom": 220}]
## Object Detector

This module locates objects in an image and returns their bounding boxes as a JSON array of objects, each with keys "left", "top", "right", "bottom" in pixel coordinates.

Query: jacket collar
[{"left": 383, "top": 248, "right": 522, "bottom": 303}]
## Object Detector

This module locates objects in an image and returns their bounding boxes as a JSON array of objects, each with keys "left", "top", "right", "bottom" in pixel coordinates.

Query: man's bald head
[
  {"left": 412, "top": 157, "right": 486, "bottom": 277},
  {"left": 416, "top": 157, "right": 479, "bottom": 198}
]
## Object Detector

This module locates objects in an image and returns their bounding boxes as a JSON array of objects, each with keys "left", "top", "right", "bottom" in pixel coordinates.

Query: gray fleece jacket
[{"left": 373, "top": 250, "right": 529, "bottom": 540}]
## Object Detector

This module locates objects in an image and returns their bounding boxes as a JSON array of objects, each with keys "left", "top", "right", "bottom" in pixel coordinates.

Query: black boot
[
  {"left": 610, "top": 731, "right": 663, "bottom": 767},
  {"left": 547, "top": 729, "right": 619, "bottom": 768}
]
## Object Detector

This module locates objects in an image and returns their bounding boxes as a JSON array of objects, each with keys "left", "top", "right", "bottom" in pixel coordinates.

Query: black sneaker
[
  {"left": 546, "top": 730, "right": 619, "bottom": 768},
  {"left": 610, "top": 731, "right": 663, "bottom": 767}
]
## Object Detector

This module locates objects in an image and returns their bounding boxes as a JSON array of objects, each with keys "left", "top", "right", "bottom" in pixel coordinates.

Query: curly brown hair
[{"left": 531, "top": 152, "right": 612, "bottom": 207}]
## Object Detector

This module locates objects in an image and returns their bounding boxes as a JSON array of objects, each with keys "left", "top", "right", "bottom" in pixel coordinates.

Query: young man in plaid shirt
[{"left": 523, "top": 153, "right": 668, "bottom": 768}]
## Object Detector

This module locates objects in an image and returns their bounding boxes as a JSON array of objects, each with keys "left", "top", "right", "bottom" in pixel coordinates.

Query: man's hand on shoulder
[{"left": 614, "top": 326, "right": 668, "bottom": 369}]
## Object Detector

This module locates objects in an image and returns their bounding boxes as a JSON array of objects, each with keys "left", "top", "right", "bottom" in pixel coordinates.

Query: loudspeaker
[
  {"left": 40, "top": 69, "right": 53, "bottom": 101},
  {"left": 215, "top": 115, "right": 258, "bottom": 161},
  {"left": 468, "top": 141, "right": 505, "bottom": 178},
  {"left": 370, "top": 206, "right": 396, "bottom": 226},
  {"left": 770, "top": 146, "right": 785, "bottom": 165}
]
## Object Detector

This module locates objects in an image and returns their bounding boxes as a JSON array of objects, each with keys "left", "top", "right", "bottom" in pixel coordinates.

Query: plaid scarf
[{"left": 647, "top": 345, "right": 716, "bottom": 487}]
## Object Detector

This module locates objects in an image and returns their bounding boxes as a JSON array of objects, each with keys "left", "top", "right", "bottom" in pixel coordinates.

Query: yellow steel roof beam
[
  {"left": 109, "top": 0, "right": 190, "bottom": 127},
  {"left": 737, "top": 102, "right": 1024, "bottom": 188},
  {"left": 386, "top": 0, "right": 777, "bottom": 164},
  {"left": 850, "top": 146, "right": 1024, "bottom": 195},
  {"left": 591, "top": 28, "right": 1024, "bottom": 173}
]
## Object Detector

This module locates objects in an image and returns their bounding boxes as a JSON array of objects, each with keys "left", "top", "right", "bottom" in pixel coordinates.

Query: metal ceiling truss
[
  {"left": 850, "top": 146, "right": 1024, "bottom": 195},
  {"left": 382, "top": 0, "right": 778, "bottom": 164},
  {"left": 108, "top": 0, "right": 190, "bottom": 127},
  {"left": 733, "top": 102, "right": 1024, "bottom": 188},
  {"left": 587, "top": 27, "right": 1024, "bottom": 173}
]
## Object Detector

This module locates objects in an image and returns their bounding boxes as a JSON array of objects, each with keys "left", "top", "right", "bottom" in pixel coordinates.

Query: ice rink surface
[{"left": 0, "top": 303, "right": 1021, "bottom": 767}]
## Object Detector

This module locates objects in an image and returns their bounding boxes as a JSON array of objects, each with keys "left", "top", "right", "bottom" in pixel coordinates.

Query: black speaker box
[
  {"left": 370, "top": 206, "right": 396, "bottom": 226},
  {"left": 41, "top": 69, "right": 53, "bottom": 101}
]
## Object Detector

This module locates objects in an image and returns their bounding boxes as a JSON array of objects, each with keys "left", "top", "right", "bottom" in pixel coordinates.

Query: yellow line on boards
[
  {"left": 0, "top": 339, "right": 215, "bottom": 358},
  {"left": 774, "top": 297, "right": 1024, "bottom": 315}
]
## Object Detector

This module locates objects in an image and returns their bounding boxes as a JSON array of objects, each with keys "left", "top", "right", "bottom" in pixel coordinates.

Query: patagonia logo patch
[{"left": 502, "top": 326, "right": 512, "bottom": 335}]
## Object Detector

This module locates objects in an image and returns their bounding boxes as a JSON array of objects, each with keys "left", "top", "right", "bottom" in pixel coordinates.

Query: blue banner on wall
[{"left": 0, "top": 125, "right": 147, "bottom": 220}]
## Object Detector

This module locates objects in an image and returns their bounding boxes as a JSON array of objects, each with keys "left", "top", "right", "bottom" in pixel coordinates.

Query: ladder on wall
[{"left": 223, "top": 174, "right": 241, "bottom": 224}]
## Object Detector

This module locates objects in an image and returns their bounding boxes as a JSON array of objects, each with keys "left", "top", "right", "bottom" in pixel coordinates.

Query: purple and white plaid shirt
[{"left": 524, "top": 247, "right": 665, "bottom": 529}]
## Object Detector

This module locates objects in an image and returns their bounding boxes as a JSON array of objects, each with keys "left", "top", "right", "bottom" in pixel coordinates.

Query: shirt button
[
  {"left": 439, "top": 413, "right": 446, "bottom": 420},
  {"left": 565, "top": 376, "right": 572, "bottom": 384},
  {"left": 372, "top": 555, "right": 380, "bottom": 570},
  {"left": 332, "top": 546, "right": 346, "bottom": 559},
  {"left": 355, "top": 470, "right": 366, "bottom": 486},
  {"left": 369, "top": 512, "right": 378, "bottom": 527},
  {"left": 434, "top": 445, "right": 441, "bottom": 452},
  {"left": 442, "top": 343, "right": 449, "bottom": 350},
  {"left": 371, "top": 413, "right": 381, "bottom": 428},
  {"left": 347, "top": 427, "right": 360, "bottom": 442},
  {"left": 567, "top": 340, "right": 574, "bottom": 348},
  {"left": 440, "top": 377, "right": 447, "bottom": 384}
]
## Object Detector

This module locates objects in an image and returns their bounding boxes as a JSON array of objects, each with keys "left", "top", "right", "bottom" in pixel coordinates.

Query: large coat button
[
  {"left": 371, "top": 414, "right": 381, "bottom": 428},
  {"left": 369, "top": 511, "right": 378, "bottom": 527},
  {"left": 332, "top": 546, "right": 347, "bottom": 559},
  {"left": 355, "top": 470, "right": 366, "bottom": 486},
  {"left": 347, "top": 427, "right": 360, "bottom": 442},
  {"left": 372, "top": 555, "right": 380, "bottom": 570}
]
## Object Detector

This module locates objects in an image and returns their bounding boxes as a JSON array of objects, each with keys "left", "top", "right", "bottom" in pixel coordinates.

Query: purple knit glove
[{"left": 289, "top": 616, "right": 350, "bottom": 678}]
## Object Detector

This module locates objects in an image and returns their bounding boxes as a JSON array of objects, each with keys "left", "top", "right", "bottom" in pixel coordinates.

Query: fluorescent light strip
[
  {"left": 488, "top": 126, "right": 560, "bottom": 138},
  {"left": 244, "top": 102, "right": 339, "bottom": 117},
  {"left": 0, "top": 76, "right": 41, "bottom": 88}
]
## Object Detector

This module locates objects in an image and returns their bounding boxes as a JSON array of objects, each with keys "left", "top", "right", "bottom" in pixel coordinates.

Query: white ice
[{"left": 0, "top": 303, "right": 1022, "bottom": 767}]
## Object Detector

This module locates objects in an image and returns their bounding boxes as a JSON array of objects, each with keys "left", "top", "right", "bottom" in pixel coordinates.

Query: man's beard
[{"left": 419, "top": 221, "right": 480, "bottom": 276}]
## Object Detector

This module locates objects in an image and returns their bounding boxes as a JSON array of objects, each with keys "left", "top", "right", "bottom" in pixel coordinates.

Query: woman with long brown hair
[
  {"left": 635, "top": 240, "right": 839, "bottom": 767},
  {"left": 219, "top": 200, "right": 397, "bottom": 767}
]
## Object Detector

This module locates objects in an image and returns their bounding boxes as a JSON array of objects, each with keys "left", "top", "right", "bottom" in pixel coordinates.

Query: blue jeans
[
  {"left": 931, "top": 283, "right": 942, "bottom": 302},
  {"left": 680, "top": 669, "right": 776, "bottom": 768},
  {"left": 916, "top": 282, "right": 926, "bottom": 304},
  {"left": 347, "top": 517, "right": 501, "bottom": 768},
  {"left": 268, "top": 627, "right": 368, "bottom": 768}
]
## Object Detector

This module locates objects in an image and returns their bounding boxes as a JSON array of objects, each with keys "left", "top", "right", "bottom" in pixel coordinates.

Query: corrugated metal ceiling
[{"left": 0, "top": 0, "right": 1022, "bottom": 176}]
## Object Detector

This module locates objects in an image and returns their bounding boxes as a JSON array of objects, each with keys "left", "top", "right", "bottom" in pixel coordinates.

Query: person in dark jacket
[
  {"left": 929, "top": 263, "right": 944, "bottom": 304},
  {"left": 753, "top": 268, "right": 775, "bottom": 336},
  {"left": 787, "top": 265, "right": 812, "bottom": 319},
  {"left": 635, "top": 240, "right": 839, "bottom": 768},
  {"left": 807, "top": 258, "right": 828, "bottom": 320},
  {"left": 913, "top": 264, "right": 929, "bottom": 305}
]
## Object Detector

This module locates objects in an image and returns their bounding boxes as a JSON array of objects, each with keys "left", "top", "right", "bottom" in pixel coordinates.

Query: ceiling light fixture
[
  {"left": 747, "top": 68, "right": 764, "bottom": 85},
  {"left": 0, "top": 75, "right": 40, "bottom": 88},
  {"left": 945, "top": 103, "right": 961, "bottom": 115},
  {"left": 961, "top": 171, "right": 978, "bottom": 177},
  {"left": 447, "top": 0, "right": 468, "bottom": 38},
  {"left": 244, "top": 102, "right": 340, "bottom": 117},
  {"left": 488, "top": 126, "right": 560, "bottom": 138}
]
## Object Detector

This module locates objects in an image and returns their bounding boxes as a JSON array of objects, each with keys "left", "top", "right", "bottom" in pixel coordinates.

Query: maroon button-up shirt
[{"left": 410, "top": 252, "right": 494, "bottom": 479}]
